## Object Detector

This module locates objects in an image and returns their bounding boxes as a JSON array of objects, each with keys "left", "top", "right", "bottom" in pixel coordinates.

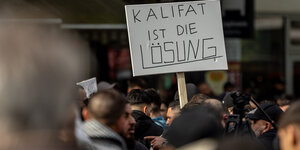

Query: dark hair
[
  {"left": 144, "top": 88, "right": 161, "bottom": 113},
  {"left": 279, "top": 101, "right": 300, "bottom": 129},
  {"left": 190, "top": 93, "right": 210, "bottom": 104},
  {"left": 182, "top": 102, "right": 201, "bottom": 111},
  {"left": 166, "top": 104, "right": 223, "bottom": 148},
  {"left": 182, "top": 102, "right": 223, "bottom": 122},
  {"left": 224, "top": 82, "right": 234, "bottom": 91},
  {"left": 127, "top": 77, "right": 148, "bottom": 89},
  {"left": 127, "top": 89, "right": 151, "bottom": 105},
  {"left": 277, "top": 95, "right": 293, "bottom": 106},
  {"left": 168, "top": 101, "right": 180, "bottom": 111},
  {"left": 88, "top": 89, "right": 128, "bottom": 126}
]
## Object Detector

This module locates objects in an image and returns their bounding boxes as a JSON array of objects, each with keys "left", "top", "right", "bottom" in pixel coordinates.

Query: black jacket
[
  {"left": 132, "top": 110, "right": 164, "bottom": 148},
  {"left": 258, "top": 129, "right": 277, "bottom": 150}
]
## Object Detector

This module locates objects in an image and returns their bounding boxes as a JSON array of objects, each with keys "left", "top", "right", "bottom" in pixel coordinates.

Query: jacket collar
[{"left": 83, "top": 119, "right": 127, "bottom": 149}]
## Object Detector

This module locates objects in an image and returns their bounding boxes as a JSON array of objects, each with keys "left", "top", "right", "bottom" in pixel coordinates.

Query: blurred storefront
[{"left": 2, "top": 0, "right": 300, "bottom": 98}]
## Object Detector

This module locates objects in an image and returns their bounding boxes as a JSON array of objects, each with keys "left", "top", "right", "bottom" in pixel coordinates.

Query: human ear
[
  {"left": 265, "top": 121, "right": 273, "bottom": 129},
  {"left": 143, "top": 105, "right": 147, "bottom": 114},
  {"left": 291, "top": 126, "right": 298, "bottom": 147},
  {"left": 82, "top": 107, "right": 88, "bottom": 120},
  {"left": 261, "top": 122, "right": 271, "bottom": 133}
]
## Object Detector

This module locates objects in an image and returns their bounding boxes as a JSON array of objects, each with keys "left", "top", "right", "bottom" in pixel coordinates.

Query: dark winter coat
[{"left": 132, "top": 110, "right": 163, "bottom": 149}]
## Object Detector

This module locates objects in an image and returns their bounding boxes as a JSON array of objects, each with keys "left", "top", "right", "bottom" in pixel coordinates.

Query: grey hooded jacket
[{"left": 84, "top": 119, "right": 127, "bottom": 150}]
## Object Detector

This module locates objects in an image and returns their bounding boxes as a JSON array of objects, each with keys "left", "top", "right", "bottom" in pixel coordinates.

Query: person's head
[
  {"left": 166, "top": 101, "right": 181, "bottom": 126},
  {"left": 0, "top": 19, "right": 89, "bottom": 148},
  {"left": 204, "top": 99, "right": 227, "bottom": 127},
  {"left": 144, "top": 88, "right": 162, "bottom": 118},
  {"left": 117, "top": 104, "right": 136, "bottom": 139},
  {"left": 204, "top": 99, "right": 224, "bottom": 111},
  {"left": 127, "top": 89, "right": 152, "bottom": 116},
  {"left": 247, "top": 103, "right": 283, "bottom": 137},
  {"left": 88, "top": 90, "right": 136, "bottom": 139},
  {"left": 277, "top": 95, "right": 293, "bottom": 112},
  {"left": 198, "top": 82, "right": 213, "bottom": 96},
  {"left": 174, "top": 83, "right": 199, "bottom": 102},
  {"left": 166, "top": 105, "right": 223, "bottom": 148},
  {"left": 278, "top": 101, "right": 300, "bottom": 150},
  {"left": 224, "top": 82, "right": 234, "bottom": 92},
  {"left": 189, "top": 93, "right": 210, "bottom": 104},
  {"left": 182, "top": 101, "right": 224, "bottom": 128},
  {"left": 127, "top": 77, "right": 147, "bottom": 93}
]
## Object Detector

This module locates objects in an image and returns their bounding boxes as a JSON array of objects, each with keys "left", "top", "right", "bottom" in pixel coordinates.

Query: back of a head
[
  {"left": 88, "top": 90, "right": 127, "bottom": 126},
  {"left": 144, "top": 88, "right": 161, "bottom": 114},
  {"left": 190, "top": 93, "right": 210, "bottom": 104},
  {"left": 181, "top": 102, "right": 223, "bottom": 123},
  {"left": 0, "top": 22, "right": 88, "bottom": 132},
  {"left": 127, "top": 89, "right": 151, "bottom": 105},
  {"left": 174, "top": 83, "right": 199, "bottom": 102},
  {"left": 279, "top": 101, "right": 300, "bottom": 129},
  {"left": 0, "top": 11, "right": 89, "bottom": 149},
  {"left": 204, "top": 99, "right": 225, "bottom": 115},
  {"left": 166, "top": 105, "right": 223, "bottom": 148}
]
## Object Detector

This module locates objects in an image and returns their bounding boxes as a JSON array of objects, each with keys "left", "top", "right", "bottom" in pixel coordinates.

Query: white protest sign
[
  {"left": 125, "top": 0, "right": 228, "bottom": 76},
  {"left": 76, "top": 77, "right": 97, "bottom": 98}
]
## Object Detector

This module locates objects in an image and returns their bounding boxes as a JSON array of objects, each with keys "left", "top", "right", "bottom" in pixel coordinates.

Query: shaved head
[{"left": 88, "top": 90, "right": 127, "bottom": 126}]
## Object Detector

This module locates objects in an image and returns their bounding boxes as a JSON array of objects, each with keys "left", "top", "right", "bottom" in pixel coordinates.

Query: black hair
[
  {"left": 224, "top": 82, "right": 234, "bottom": 91},
  {"left": 166, "top": 104, "right": 223, "bottom": 148},
  {"left": 144, "top": 88, "right": 161, "bottom": 113},
  {"left": 169, "top": 101, "right": 180, "bottom": 110},
  {"left": 127, "top": 89, "right": 151, "bottom": 105}
]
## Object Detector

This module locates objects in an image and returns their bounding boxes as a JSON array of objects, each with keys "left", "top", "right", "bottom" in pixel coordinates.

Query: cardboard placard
[
  {"left": 76, "top": 77, "right": 97, "bottom": 98},
  {"left": 125, "top": 0, "right": 228, "bottom": 76}
]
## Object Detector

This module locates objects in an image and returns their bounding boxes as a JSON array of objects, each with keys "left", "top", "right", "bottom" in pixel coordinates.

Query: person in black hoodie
[{"left": 127, "top": 89, "right": 164, "bottom": 149}]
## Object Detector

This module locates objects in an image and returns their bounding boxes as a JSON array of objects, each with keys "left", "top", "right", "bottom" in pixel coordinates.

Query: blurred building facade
[{"left": 1, "top": 0, "right": 300, "bottom": 97}]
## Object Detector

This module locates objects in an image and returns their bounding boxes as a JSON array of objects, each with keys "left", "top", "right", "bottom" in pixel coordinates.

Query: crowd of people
[{"left": 73, "top": 76, "right": 299, "bottom": 150}]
